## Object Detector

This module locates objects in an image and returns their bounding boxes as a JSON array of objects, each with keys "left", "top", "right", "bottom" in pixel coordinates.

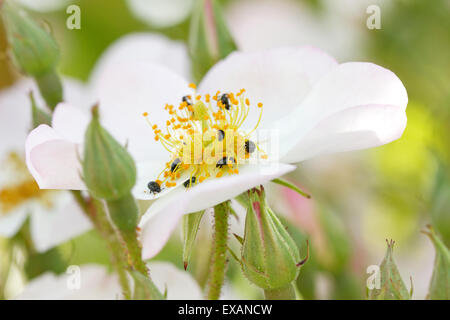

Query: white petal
[
  {"left": 52, "top": 103, "right": 90, "bottom": 144},
  {"left": 0, "top": 78, "right": 90, "bottom": 157},
  {"left": 127, "top": 0, "right": 194, "bottom": 28},
  {"left": 133, "top": 161, "right": 188, "bottom": 201},
  {"left": 30, "top": 192, "right": 92, "bottom": 252},
  {"left": 148, "top": 261, "right": 203, "bottom": 300},
  {"left": 282, "top": 104, "right": 407, "bottom": 163},
  {"left": 198, "top": 47, "right": 337, "bottom": 130},
  {"left": 16, "top": 265, "right": 121, "bottom": 300},
  {"left": 140, "top": 162, "right": 295, "bottom": 259},
  {"left": 0, "top": 207, "right": 28, "bottom": 237},
  {"left": 90, "top": 33, "right": 191, "bottom": 88},
  {"left": 278, "top": 62, "right": 408, "bottom": 161},
  {"left": 25, "top": 125, "right": 85, "bottom": 190},
  {"left": 96, "top": 62, "right": 192, "bottom": 162},
  {"left": 0, "top": 80, "right": 36, "bottom": 156}
]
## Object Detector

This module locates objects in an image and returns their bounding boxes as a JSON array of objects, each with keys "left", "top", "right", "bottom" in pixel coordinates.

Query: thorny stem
[
  {"left": 207, "top": 201, "right": 230, "bottom": 300},
  {"left": 73, "top": 191, "right": 131, "bottom": 299}
]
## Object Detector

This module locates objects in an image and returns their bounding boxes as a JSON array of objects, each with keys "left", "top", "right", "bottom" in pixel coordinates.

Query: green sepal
[
  {"left": 82, "top": 106, "right": 136, "bottom": 200},
  {"left": 423, "top": 226, "right": 450, "bottom": 300},
  {"left": 188, "top": 0, "right": 237, "bottom": 82},
  {"left": 368, "top": 239, "right": 411, "bottom": 300},
  {"left": 241, "top": 188, "right": 301, "bottom": 290},
  {"left": 271, "top": 178, "right": 311, "bottom": 199},
  {"left": 130, "top": 270, "right": 164, "bottom": 300},
  {"left": 182, "top": 210, "right": 205, "bottom": 270}
]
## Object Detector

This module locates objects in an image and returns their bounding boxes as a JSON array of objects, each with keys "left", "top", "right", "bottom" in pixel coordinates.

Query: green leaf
[
  {"left": 188, "top": 0, "right": 237, "bottom": 82},
  {"left": 182, "top": 210, "right": 205, "bottom": 270},
  {"left": 423, "top": 226, "right": 450, "bottom": 300},
  {"left": 368, "top": 239, "right": 411, "bottom": 300},
  {"left": 130, "top": 271, "right": 164, "bottom": 300}
]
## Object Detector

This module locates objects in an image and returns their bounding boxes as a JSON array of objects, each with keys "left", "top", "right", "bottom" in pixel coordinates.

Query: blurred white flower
[
  {"left": 0, "top": 79, "right": 92, "bottom": 252},
  {"left": 126, "top": 0, "right": 194, "bottom": 28},
  {"left": 225, "top": 0, "right": 391, "bottom": 60},
  {"left": 24, "top": 34, "right": 407, "bottom": 259},
  {"left": 15, "top": 262, "right": 203, "bottom": 300}
]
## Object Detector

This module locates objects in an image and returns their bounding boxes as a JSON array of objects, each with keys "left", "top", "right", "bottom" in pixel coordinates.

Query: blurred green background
[{"left": 0, "top": 0, "right": 449, "bottom": 300}]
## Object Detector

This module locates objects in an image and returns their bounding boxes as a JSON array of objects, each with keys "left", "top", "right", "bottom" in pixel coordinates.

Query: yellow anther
[{"left": 189, "top": 83, "right": 197, "bottom": 89}]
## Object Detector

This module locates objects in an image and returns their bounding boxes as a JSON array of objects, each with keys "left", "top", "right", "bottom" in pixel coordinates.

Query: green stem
[
  {"left": 106, "top": 193, "right": 148, "bottom": 276},
  {"left": 73, "top": 191, "right": 131, "bottom": 299},
  {"left": 34, "top": 70, "right": 63, "bottom": 110},
  {"left": 264, "top": 283, "right": 296, "bottom": 300},
  {"left": 207, "top": 201, "right": 230, "bottom": 300}
]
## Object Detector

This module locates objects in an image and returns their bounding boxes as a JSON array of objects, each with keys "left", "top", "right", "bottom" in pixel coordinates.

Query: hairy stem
[
  {"left": 264, "top": 283, "right": 296, "bottom": 300},
  {"left": 73, "top": 191, "right": 131, "bottom": 299},
  {"left": 207, "top": 201, "right": 230, "bottom": 300},
  {"left": 106, "top": 193, "right": 148, "bottom": 276}
]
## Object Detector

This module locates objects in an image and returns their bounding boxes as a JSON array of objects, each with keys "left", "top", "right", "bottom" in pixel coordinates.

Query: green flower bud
[
  {"left": 2, "top": 1, "right": 60, "bottom": 76},
  {"left": 368, "top": 239, "right": 411, "bottom": 300},
  {"left": 188, "top": 0, "right": 237, "bottom": 82},
  {"left": 82, "top": 106, "right": 136, "bottom": 200},
  {"left": 241, "top": 187, "right": 302, "bottom": 290}
]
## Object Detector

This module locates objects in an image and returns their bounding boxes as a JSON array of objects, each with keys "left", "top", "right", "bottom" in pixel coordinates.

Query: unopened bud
[
  {"left": 188, "top": 0, "right": 237, "bottom": 82},
  {"left": 2, "top": 1, "right": 59, "bottom": 76},
  {"left": 241, "top": 187, "right": 301, "bottom": 290},
  {"left": 82, "top": 106, "right": 136, "bottom": 200}
]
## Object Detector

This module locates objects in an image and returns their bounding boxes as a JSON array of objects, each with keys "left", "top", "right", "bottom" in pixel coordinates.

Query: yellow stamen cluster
[{"left": 142, "top": 84, "right": 267, "bottom": 194}]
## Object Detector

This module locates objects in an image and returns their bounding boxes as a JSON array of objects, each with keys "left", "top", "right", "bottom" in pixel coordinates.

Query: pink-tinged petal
[
  {"left": 278, "top": 62, "right": 408, "bottom": 161},
  {"left": 198, "top": 47, "right": 338, "bottom": 130},
  {"left": 140, "top": 162, "right": 295, "bottom": 259},
  {"left": 25, "top": 125, "right": 85, "bottom": 190},
  {"left": 52, "top": 103, "right": 90, "bottom": 144},
  {"left": 30, "top": 192, "right": 92, "bottom": 252},
  {"left": 96, "top": 62, "right": 192, "bottom": 162},
  {"left": 16, "top": 265, "right": 121, "bottom": 300},
  {"left": 0, "top": 207, "right": 28, "bottom": 237},
  {"left": 148, "top": 262, "right": 203, "bottom": 300},
  {"left": 281, "top": 104, "right": 407, "bottom": 163},
  {"left": 90, "top": 33, "right": 191, "bottom": 88}
]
